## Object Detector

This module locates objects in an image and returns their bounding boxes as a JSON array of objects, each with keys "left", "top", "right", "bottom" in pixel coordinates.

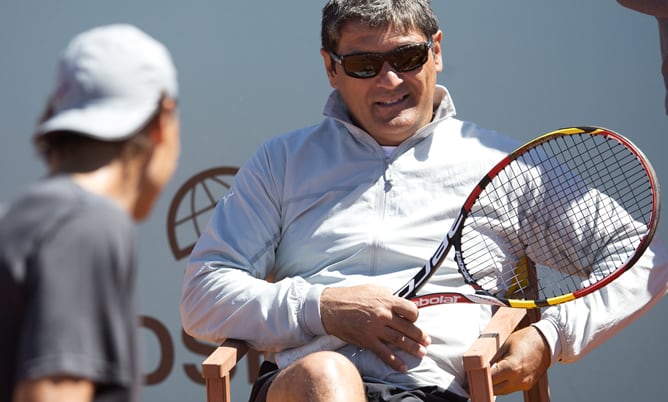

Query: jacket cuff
[
  {"left": 302, "top": 284, "right": 327, "bottom": 336},
  {"left": 531, "top": 318, "right": 562, "bottom": 364}
]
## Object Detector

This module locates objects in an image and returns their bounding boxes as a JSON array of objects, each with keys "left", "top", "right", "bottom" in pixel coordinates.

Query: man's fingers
[
  {"left": 492, "top": 380, "right": 512, "bottom": 396},
  {"left": 490, "top": 360, "right": 512, "bottom": 394},
  {"left": 490, "top": 360, "right": 510, "bottom": 384},
  {"left": 382, "top": 327, "right": 429, "bottom": 358},
  {"left": 389, "top": 311, "right": 431, "bottom": 346},
  {"left": 392, "top": 299, "right": 420, "bottom": 322},
  {"left": 367, "top": 340, "right": 408, "bottom": 372}
]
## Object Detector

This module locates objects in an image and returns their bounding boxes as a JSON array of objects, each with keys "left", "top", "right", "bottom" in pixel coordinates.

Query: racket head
[{"left": 454, "top": 126, "right": 660, "bottom": 308}]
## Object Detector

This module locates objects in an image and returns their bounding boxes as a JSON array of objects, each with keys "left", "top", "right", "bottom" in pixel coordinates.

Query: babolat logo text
[{"left": 413, "top": 294, "right": 462, "bottom": 307}]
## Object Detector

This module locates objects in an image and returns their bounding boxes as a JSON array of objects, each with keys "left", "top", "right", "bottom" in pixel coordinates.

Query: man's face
[{"left": 321, "top": 21, "right": 443, "bottom": 146}]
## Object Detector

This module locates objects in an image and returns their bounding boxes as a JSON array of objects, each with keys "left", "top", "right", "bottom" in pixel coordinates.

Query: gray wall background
[{"left": 1, "top": 1, "right": 666, "bottom": 401}]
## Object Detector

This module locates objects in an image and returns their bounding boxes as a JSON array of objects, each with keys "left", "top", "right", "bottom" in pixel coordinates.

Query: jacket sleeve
[
  {"left": 533, "top": 236, "right": 668, "bottom": 364},
  {"left": 179, "top": 145, "right": 327, "bottom": 351}
]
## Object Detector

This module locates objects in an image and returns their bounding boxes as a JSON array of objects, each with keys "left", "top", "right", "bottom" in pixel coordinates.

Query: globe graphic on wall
[{"left": 166, "top": 166, "right": 239, "bottom": 260}]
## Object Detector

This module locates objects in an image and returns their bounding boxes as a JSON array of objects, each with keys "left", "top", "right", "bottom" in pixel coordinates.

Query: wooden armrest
[
  {"left": 202, "top": 339, "right": 249, "bottom": 379},
  {"left": 202, "top": 339, "right": 250, "bottom": 402},
  {"left": 463, "top": 307, "right": 529, "bottom": 402}
]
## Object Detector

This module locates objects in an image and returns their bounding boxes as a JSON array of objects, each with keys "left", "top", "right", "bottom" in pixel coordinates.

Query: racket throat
[{"left": 455, "top": 251, "right": 477, "bottom": 285}]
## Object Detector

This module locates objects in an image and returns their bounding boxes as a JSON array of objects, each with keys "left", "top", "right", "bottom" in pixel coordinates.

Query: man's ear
[
  {"left": 320, "top": 48, "right": 338, "bottom": 87},
  {"left": 432, "top": 30, "right": 444, "bottom": 73}
]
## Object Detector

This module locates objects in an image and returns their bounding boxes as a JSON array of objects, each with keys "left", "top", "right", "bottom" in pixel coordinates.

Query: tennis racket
[{"left": 275, "top": 126, "right": 661, "bottom": 368}]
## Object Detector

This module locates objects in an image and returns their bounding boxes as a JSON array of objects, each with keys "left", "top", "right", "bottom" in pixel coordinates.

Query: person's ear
[
  {"left": 320, "top": 48, "right": 338, "bottom": 88},
  {"left": 432, "top": 30, "right": 444, "bottom": 73},
  {"left": 149, "top": 97, "right": 178, "bottom": 143}
]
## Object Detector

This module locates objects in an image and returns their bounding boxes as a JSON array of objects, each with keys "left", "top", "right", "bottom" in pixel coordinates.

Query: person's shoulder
[
  {"left": 0, "top": 177, "right": 131, "bottom": 245},
  {"left": 436, "top": 118, "right": 520, "bottom": 153},
  {"left": 0, "top": 178, "right": 82, "bottom": 259},
  {"left": 70, "top": 186, "right": 133, "bottom": 236},
  {"left": 247, "top": 120, "right": 335, "bottom": 166},
  {"left": 26, "top": 176, "right": 128, "bottom": 221},
  {"left": 261, "top": 120, "right": 331, "bottom": 148},
  {"left": 0, "top": 177, "right": 80, "bottom": 234},
  {"left": 39, "top": 186, "right": 135, "bottom": 262}
]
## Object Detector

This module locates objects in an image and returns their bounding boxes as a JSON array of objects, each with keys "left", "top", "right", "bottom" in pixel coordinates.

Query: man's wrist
[
  {"left": 531, "top": 318, "right": 562, "bottom": 364},
  {"left": 303, "top": 284, "right": 327, "bottom": 336}
]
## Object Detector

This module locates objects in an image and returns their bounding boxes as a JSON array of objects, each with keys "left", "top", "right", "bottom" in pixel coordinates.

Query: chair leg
[
  {"left": 466, "top": 366, "right": 495, "bottom": 402},
  {"left": 522, "top": 308, "right": 551, "bottom": 402},
  {"left": 205, "top": 377, "right": 231, "bottom": 402},
  {"left": 247, "top": 349, "right": 261, "bottom": 383}
]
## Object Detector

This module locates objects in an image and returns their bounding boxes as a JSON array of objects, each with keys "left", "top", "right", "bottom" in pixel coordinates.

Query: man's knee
[
  {"left": 268, "top": 351, "right": 364, "bottom": 402},
  {"left": 284, "top": 351, "right": 360, "bottom": 386}
]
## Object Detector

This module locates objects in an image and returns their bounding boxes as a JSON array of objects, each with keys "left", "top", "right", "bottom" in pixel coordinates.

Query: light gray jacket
[{"left": 181, "top": 85, "right": 668, "bottom": 394}]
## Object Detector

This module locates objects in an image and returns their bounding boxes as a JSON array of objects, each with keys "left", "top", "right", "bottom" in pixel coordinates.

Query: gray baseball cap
[{"left": 35, "top": 24, "right": 178, "bottom": 140}]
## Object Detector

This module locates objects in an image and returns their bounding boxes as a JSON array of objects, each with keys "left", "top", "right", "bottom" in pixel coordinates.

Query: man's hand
[
  {"left": 319, "top": 284, "right": 431, "bottom": 372},
  {"left": 489, "top": 325, "right": 551, "bottom": 395}
]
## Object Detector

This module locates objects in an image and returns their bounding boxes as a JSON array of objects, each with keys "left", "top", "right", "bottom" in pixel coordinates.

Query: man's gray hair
[{"left": 321, "top": 0, "right": 439, "bottom": 53}]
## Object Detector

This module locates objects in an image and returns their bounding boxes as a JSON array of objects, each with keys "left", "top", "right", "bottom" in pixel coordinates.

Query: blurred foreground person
[{"left": 0, "top": 24, "right": 180, "bottom": 402}]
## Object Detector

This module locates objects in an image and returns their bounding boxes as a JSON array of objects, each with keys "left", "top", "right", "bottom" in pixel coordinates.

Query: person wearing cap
[{"left": 0, "top": 24, "right": 180, "bottom": 402}]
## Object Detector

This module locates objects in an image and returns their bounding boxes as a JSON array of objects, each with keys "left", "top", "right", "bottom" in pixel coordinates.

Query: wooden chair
[{"left": 201, "top": 306, "right": 550, "bottom": 402}]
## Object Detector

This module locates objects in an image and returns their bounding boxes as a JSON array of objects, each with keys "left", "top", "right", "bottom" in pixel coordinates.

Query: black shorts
[{"left": 248, "top": 361, "right": 468, "bottom": 402}]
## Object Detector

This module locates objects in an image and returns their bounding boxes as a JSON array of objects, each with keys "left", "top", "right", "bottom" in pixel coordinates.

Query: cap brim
[{"left": 35, "top": 96, "right": 159, "bottom": 141}]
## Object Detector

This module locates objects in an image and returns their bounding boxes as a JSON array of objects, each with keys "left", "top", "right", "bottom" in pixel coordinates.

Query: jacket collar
[{"left": 322, "top": 85, "right": 457, "bottom": 148}]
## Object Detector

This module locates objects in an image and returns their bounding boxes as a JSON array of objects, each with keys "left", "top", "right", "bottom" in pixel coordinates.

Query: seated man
[{"left": 181, "top": 1, "right": 668, "bottom": 401}]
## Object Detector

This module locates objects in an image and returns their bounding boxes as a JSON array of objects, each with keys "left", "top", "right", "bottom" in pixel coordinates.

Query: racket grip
[{"left": 274, "top": 335, "right": 346, "bottom": 368}]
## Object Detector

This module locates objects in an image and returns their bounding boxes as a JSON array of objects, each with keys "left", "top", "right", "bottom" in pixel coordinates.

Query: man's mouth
[{"left": 376, "top": 94, "right": 409, "bottom": 106}]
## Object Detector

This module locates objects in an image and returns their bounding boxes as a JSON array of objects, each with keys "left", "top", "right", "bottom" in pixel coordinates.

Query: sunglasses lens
[
  {"left": 391, "top": 44, "right": 429, "bottom": 72},
  {"left": 342, "top": 55, "right": 383, "bottom": 78}
]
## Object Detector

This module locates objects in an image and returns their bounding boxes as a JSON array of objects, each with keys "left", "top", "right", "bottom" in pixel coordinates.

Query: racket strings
[
  {"left": 527, "top": 134, "right": 651, "bottom": 293},
  {"left": 458, "top": 133, "right": 655, "bottom": 303}
]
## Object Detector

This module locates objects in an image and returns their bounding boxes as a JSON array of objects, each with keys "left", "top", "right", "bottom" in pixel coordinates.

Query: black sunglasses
[{"left": 329, "top": 38, "right": 433, "bottom": 79}]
